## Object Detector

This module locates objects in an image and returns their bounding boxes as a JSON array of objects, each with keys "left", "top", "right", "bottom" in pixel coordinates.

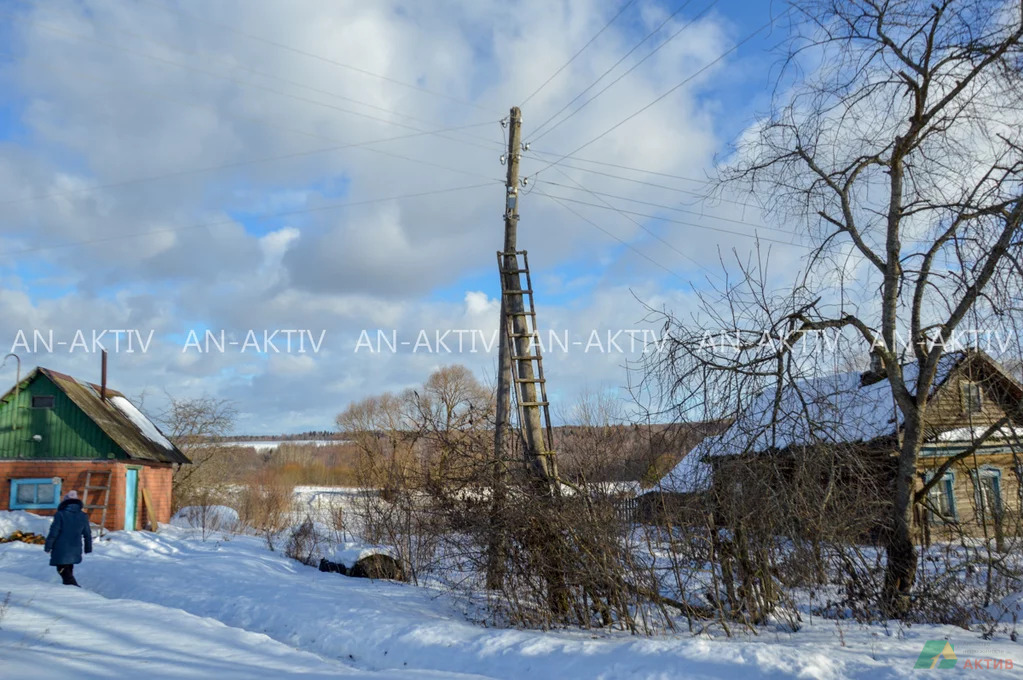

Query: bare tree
[
  {"left": 409, "top": 365, "right": 495, "bottom": 490},
  {"left": 335, "top": 366, "right": 493, "bottom": 583},
  {"left": 651, "top": 0, "right": 1023, "bottom": 615},
  {"left": 158, "top": 395, "right": 237, "bottom": 512}
]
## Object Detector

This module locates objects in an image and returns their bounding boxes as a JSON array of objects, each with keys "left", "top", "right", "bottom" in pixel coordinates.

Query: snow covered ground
[
  {"left": 1, "top": 510, "right": 1020, "bottom": 679},
  {"left": 0, "top": 572, "right": 416, "bottom": 680}
]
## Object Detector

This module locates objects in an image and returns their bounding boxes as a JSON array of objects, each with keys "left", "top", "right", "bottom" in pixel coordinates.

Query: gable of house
[
  {"left": 921, "top": 353, "right": 1022, "bottom": 440},
  {"left": 0, "top": 368, "right": 189, "bottom": 465},
  {"left": 0, "top": 370, "right": 124, "bottom": 460}
]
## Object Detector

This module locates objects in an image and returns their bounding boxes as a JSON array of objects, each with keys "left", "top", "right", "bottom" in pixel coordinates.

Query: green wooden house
[{"left": 0, "top": 366, "right": 189, "bottom": 531}]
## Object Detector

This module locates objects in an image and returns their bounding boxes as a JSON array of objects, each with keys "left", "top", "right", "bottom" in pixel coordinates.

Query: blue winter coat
[{"left": 44, "top": 499, "right": 93, "bottom": 567}]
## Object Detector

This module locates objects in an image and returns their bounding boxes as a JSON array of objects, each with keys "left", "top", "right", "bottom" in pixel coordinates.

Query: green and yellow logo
[{"left": 915, "top": 640, "right": 957, "bottom": 669}]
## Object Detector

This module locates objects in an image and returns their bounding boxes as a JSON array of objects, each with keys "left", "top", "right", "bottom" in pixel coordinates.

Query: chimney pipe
[{"left": 101, "top": 350, "right": 108, "bottom": 401}]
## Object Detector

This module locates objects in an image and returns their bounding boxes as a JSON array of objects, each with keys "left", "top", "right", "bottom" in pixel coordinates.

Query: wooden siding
[
  {"left": 921, "top": 362, "right": 1013, "bottom": 437},
  {"left": 917, "top": 452, "right": 1021, "bottom": 538},
  {"left": 0, "top": 373, "right": 125, "bottom": 461}
]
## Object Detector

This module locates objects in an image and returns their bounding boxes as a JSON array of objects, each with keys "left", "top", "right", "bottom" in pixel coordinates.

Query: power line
[
  {"left": 67, "top": 9, "right": 498, "bottom": 147},
  {"left": 533, "top": 155, "right": 764, "bottom": 211},
  {"left": 0, "top": 183, "right": 499, "bottom": 257},
  {"left": 531, "top": 0, "right": 715, "bottom": 145},
  {"left": 0, "top": 40, "right": 503, "bottom": 197},
  {"left": 530, "top": 148, "right": 716, "bottom": 185},
  {"left": 0, "top": 122, "right": 497, "bottom": 207},
  {"left": 529, "top": 9, "right": 789, "bottom": 181},
  {"left": 7, "top": 13, "right": 757, "bottom": 231},
  {"left": 540, "top": 192, "right": 690, "bottom": 282},
  {"left": 18, "top": 14, "right": 504, "bottom": 157},
  {"left": 532, "top": 189, "right": 808, "bottom": 248},
  {"left": 137, "top": 0, "right": 500, "bottom": 115},
  {"left": 541, "top": 166, "right": 724, "bottom": 280},
  {"left": 520, "top": 0, "right": 639, "bottom": 107},
  {"left": 529, "top": 0, "right": 697, "bottom": 141},
  {"left": 536, "top": 168, "right": 933, "bottom": 245},
  {"left": 535, "top": 178, "right": 785, "bottom": 234}
]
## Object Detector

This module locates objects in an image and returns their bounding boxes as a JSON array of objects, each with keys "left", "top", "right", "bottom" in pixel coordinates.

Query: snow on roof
[
  {"left": 661, "top": 450, "right": 714, "bottom": 493},
  {"left": 110, "top": 395, "right": 175, "bottom": 451},
  {"left": 661, "top": 353, "right": 965, "bottom": 493},
  {"left": 931, "top": 426, "right": 1023, "bottom": 443}
]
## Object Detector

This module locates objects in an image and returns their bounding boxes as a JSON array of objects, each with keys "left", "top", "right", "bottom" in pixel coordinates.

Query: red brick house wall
[{"left": 0, "top": 460, "right": 175, "bottom": 531}]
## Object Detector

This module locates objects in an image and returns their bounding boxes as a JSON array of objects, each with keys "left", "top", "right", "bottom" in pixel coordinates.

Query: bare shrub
[
  {"left": 338, "top": 365, "right": 494, "bottom": 585},
  {"left": 179, "top": 497, "right": 237, "bottom": 541},
  {"left": 321, "top": 494, "right": 348, "bottom": 544},
  {"left": 350, "top": 480, "right": 445, "bottom": 586},
  {"left": 284, "top": 516, "right": 329, "bottom": 566},
  {"left": 237, "top": 469, "right": 294, "bottom": 550}
]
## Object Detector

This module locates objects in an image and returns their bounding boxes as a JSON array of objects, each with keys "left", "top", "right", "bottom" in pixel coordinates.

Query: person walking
[{"left": 44, "top": 490, "right": 93, "bottom": 587}]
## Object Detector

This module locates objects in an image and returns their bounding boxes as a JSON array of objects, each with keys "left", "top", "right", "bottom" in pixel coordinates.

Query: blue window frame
[
  {"left": 926, "top": 471, "right": 957, "bottom": 522},
  {"left": 9, "top": 478, "right": 62, "bottom": 510},
  {"left": 971, "top": 466, "right": 1003, "bottom": 518}
]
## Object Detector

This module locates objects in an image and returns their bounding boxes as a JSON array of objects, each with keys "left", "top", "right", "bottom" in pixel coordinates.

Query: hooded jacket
[{"left": 44, "top": 498, "right": 93, "bottom": 567}]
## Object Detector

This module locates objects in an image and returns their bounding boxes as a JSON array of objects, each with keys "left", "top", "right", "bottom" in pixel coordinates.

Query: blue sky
[{"left": 0, "top": 0, "right": 801, "bottom": 432}]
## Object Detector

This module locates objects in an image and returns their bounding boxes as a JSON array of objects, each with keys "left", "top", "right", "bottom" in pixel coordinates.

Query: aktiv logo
[
  {"left": 915, "top": 640, "right": 957, "bottom": 669},
  {"left": 914, "top": 640, "right": 1014, "bottom": 670}
]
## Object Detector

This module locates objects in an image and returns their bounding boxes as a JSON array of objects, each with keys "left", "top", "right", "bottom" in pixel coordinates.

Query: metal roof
[{"left": 1, "top": 367, "right": 190, "bottom": 465}]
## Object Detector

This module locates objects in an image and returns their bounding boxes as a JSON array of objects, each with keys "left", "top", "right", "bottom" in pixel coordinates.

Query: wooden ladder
[
  {"left": 82, "top": 470, "right": 112, "bottom": 536},
  {"left": 496, "top": 249, "right": 557, "bottom": 477}
]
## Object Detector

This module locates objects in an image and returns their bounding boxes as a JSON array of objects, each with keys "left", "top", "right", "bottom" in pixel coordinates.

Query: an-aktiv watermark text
[
  {"left": 182, "top": 329, "right": 326, "bottom": 353},
  {"left": 8, "top": 329, "right": 329, "bottom": 354},
  {"left": 10, "top": 329, "right": 155, "bottom": 354},
  {"left": 698, "top": 328, "right": 1020, "bottom": 355},
  {"left": 354, "top": 329, "right": 670, "bottom": 354}
]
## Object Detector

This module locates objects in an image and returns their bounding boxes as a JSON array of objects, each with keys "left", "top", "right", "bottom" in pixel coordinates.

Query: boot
[{"left": 57, "top": 565, "right": 80, "bottom": 587}]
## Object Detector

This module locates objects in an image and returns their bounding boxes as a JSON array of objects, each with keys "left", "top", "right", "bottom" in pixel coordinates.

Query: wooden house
[
  {"left": 661, "top": 350, "right": 1023, "bottom": 542},
  {"left": 0, "top": 365, "right": 190, "bottom": 531}
]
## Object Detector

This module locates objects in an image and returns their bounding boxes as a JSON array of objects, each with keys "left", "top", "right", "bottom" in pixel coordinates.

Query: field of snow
[
  {"left": 1, "top": 509, "right": 1021, "bottom": 679},
  {"left": 208, "top": 439, "right": 347, "bottom": 451}
]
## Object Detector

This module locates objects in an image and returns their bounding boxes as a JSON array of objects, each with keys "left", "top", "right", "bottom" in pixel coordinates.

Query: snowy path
[
  {"left": 1, "top": 517, "right": 1019, "bottom": 679},
  {"left": 0, "top": 573, "right": 444, "bottom": 680}
]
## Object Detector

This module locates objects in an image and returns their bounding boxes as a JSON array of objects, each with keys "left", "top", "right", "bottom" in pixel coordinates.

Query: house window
[
  {"left": 31, "top": 395, "right": 55, "bottom": 408},
  {"left": 9, "top": 478, "right": 62, "bottom": 510},
  {"left": 926, "top": 471, "right": 956, "bottom": 521},
  {"left": 961, "top": 381, "right": 983, "bottom": 414},
  {"left": 972, "top": 467, "right": 1003, "bottom": 518}
]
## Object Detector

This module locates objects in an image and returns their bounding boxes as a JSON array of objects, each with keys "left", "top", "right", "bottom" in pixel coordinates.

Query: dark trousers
[{"left": 56, "top": 564, "right": 79, "bottom": 586}]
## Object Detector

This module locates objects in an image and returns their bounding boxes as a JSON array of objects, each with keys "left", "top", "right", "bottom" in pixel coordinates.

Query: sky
[{"left": 0, "top": 0, "right": 803, "bottom": 433}]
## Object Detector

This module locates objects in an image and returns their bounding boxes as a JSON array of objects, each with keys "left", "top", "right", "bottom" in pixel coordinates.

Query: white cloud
[{"left": 0, "top": 0, "right": 795, "bottom": 431}]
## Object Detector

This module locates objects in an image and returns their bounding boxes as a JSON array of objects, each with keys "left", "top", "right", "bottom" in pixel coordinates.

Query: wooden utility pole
[
  {"left": 495, "top": 107, "right": 555, "bottom": 483},
  {"left": 493, "top": 107, "right": 521, "bottom": 489},
  {"left": 488, "top": 105, "right": 562, "bottom": 591},
  {"left": 487, "top": 108, "right": 523, "bottom": 590},
  {"left": 489, "top": 106, "right": 566, "bottom": 608}
]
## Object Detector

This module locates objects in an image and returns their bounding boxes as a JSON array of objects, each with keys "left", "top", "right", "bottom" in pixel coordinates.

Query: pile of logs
[{"left": 0, "top": 531, "right": 47, "bottom": 545}]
